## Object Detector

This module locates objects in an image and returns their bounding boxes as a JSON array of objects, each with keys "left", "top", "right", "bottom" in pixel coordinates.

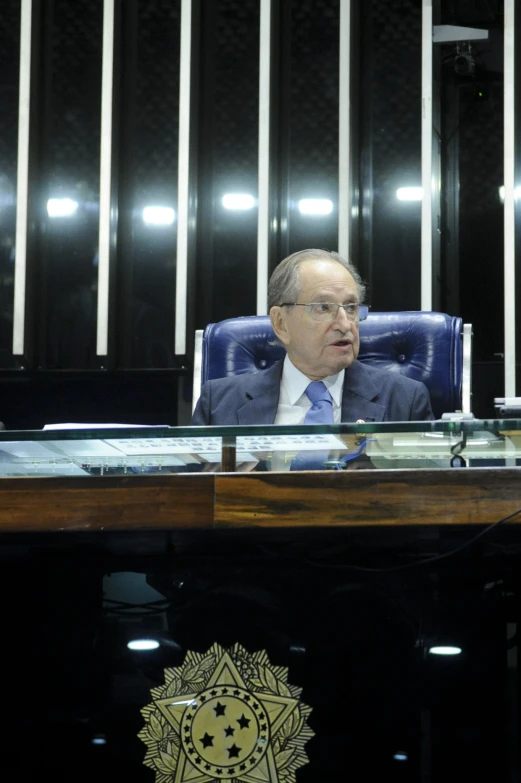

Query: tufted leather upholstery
[{"left": 196, "top": 312, "right": 470, "bottom": 419}]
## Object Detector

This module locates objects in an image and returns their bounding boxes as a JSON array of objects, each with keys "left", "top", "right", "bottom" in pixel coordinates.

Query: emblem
[{"left": 139, "top": 642, "right": 313, "bottom": 782}]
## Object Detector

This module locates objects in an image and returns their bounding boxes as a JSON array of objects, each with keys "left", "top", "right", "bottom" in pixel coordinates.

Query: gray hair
[{"left": 267, "top": 248, "right": 366, "bottom": 311}]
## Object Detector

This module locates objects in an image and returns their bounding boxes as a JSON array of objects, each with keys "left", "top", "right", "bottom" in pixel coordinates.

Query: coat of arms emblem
[{"left": 139, "top": 642, "right": 313, "bottom": 782}]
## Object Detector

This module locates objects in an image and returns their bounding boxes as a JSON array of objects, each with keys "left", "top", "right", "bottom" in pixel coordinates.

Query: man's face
[{"left": 270, "top": 259, "right": 361, "bottom": 380}]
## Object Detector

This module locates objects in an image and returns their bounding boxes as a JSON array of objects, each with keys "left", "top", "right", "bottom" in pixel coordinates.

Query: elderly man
[{"left": 191, "top": 248, "right": 434, "bottom": 425}]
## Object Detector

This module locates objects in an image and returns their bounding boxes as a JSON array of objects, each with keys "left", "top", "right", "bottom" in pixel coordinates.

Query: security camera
[
  {"left": 453, "top": 41, "right": 476, "bottom": 76},
  {"left": 454, "top": 51, "right": 475, "bottom": 76}
]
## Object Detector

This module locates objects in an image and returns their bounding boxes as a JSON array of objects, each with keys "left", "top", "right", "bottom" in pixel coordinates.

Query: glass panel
[
  {"left": 40, "top": 0, "right": 103, "bottom": 368},
  {"left": 196, "top": 0, "right": 260, "bottom": 327},
  {"left": 354, "top": 0, "right": 422, "bottom": 310},
  {"left": 0, "top": 1, "right": 21, "bottom": 368},
  {"left": 0, "top": 418, "right": 520, "bottom": 475},
  {"left": 282, "top": 0, "right": 340, "bottom": 257},
  {"left": 118, "top": 0, "right": 181, "bottom": 368}
]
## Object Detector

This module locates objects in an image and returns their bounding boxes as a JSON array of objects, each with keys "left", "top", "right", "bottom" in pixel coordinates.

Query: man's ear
[{"left": 269, "top": 306, "right": 291, "bottom": 346}]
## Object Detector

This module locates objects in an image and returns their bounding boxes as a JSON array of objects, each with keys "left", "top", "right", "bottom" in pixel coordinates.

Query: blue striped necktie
[
  {"left": 290, "top": 381, "right": 334, "bottom": 469},
  {"left": 303, "top": 381, "right": 334, "bottom": 424}
]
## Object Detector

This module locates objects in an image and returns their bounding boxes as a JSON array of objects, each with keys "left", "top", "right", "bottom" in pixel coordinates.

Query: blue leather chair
[{"left": 193, "top": 312, "right": 472, "bottom": 419}]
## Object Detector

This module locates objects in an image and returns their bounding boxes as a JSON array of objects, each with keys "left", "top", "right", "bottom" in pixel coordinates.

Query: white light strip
[
  {"left": 13, "top": 0, "right": 32, "bottom": 355},
  {"left": 175, "top": 0, "right": 192, "bottom": 354},
  {"left": 421, "top": 0, "right": 433, "bottom": 310},
  {"left": 338, "top": 0, "right": 351, "bottom": 259},
  {"left": 96, "top": 0, "right": 115, "bottom": 356},
  {"left": 256, "top": 0, "right": 271, "bottom": 316},
  {"left": 504, "top": 0, "right": 516, "bottom": 396}
]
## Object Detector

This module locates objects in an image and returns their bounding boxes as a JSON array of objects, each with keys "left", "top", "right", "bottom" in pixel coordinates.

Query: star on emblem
[
  {"left": 237, "top": 713, "right": 251, "bottom": 730},
  {"left": 200, "top": 733, "right": 214, "bottom": 748}
]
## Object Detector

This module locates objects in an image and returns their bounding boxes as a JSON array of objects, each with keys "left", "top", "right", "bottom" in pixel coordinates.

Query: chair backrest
[{"left": 193, "top": 312, "right": 472, "bottom": 419}]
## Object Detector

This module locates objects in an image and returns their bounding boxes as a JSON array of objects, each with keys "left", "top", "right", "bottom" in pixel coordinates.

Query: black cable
[
  {"left": 98, "top": 508, "right": 521, "bottom": 593},
  {"left": 102, "top": 597, "right": 170, "bottom": 616},
  {"left": 103, "top": 607, "right": 168, "bottom": 617},
  {"left": 102, "top": 598, "right": 169, "bottom": 609},
  {"left": 300, "top": 507, "right": 521, "bottom": 574}
]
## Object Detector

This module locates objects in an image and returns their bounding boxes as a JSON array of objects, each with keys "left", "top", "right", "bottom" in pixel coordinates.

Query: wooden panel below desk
[
  {"left": 0, "top": 468, "right": 520, "bottom": 532},
  {"left": 0, "top": 474, "right": 216, "bottom": 532},
  {"left": 214, "top": 468, "right": 521, "bottom": 528}
]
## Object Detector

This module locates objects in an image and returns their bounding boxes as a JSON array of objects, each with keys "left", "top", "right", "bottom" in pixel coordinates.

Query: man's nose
[{"left": 332, "top": 305, "right": 353, "bottom": 329}]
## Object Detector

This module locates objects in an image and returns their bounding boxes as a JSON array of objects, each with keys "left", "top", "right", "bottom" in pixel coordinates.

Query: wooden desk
[
  {"left": 0, "top": 466, "right": 520, "bottom": 532},
  {"left": 0, "top": 466, "right": 519, "bottom": 782}
]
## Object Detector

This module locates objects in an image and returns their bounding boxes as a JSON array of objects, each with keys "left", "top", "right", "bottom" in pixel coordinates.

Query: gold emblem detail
[{"left": 139, "top": 642, "right": 313, "bottom": 782}]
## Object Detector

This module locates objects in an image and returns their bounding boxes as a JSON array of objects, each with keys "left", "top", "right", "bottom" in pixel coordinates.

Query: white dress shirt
[{"left": 274, "top": 355, "right": 344, "bottom": 424}]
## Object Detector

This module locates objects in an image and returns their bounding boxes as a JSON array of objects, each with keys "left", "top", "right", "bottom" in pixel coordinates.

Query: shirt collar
[{"left": 282, "top": 355, "right": 345, "bottom": 407}]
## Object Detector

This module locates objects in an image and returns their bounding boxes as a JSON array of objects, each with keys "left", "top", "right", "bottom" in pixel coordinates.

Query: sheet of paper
[
  {"left": 0, "top": 460, "right": 89, "bottom": 477},
  {"left": 0, "top": 441, "right": 63, "bottom": 459},
  {"left": 201, "top": 452, "right": 258, "bottom": 463},
  {"left": 239, "top": 434, "right": 345, "bottom": 451},
  {"left": 105, "top": 433, "right": 346, "bottom": 456},
  {"left": 104, "top": 437, "right": 222, "bottom": 455},
  {"left": 43, "top": 422, "right": 167, "bottom": 430},
  {"left": 46, "top": 439, "right": 129, "bottom": 458}
]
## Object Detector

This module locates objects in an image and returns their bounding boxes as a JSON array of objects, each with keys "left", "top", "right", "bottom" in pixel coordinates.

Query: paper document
[
  {"left": 43, "top": 422, "right": 167, "bottom": 430},
  {"left": 105, "top": 433, "right": 345, "bottom": 456}
]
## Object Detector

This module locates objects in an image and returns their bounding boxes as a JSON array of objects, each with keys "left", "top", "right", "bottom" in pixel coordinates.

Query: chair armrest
[
  {"left": 192, "top": 329, "right": 204, "bottom": 413},
  {"left": 462, "top": 323, "right": 473, "bottom": 414}
]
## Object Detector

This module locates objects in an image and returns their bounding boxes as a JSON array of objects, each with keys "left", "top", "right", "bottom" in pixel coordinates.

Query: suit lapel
[
  {"left": 341, "top": 361, "right": 386, "bottom": 422},
  {"left": 233, "top": 359, "right": 386, "bottom": 424},
  {"left": 236, "top": 361, "right": 283, "bottom": 424}
]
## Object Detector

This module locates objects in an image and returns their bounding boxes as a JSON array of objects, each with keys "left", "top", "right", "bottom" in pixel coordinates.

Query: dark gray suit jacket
[{"left": 191, "top": 360, "right": 434, "bottom": 425}]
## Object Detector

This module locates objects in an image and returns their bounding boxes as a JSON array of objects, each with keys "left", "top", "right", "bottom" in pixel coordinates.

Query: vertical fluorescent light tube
[
  {"left": 421, "top": 0, "right": 433, "bottom": 310},
  {"left": 256, "top": 0, "right": 271, "bottom": 316},
  {"left": 96, "top": 0, "right": 115, "bottom": 357},
  {"left": 504, "top": 0, "right": 516, "bottom": 396},
  {"left": 175, "top": 0, "right": 192, "bottom": 355},
  {"left": 13, "top": 0, "right": 32, "bottom": 355},
  {"left": 338, "top": 0, "right": 351, "bottom": 260}
]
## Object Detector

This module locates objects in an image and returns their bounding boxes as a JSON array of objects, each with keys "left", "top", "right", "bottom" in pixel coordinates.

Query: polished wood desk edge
[{"left": 0, "top": 467, "right": 519, "bottom": 532}]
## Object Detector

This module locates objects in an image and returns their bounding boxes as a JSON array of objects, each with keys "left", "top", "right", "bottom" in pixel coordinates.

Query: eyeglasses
[{"left": 281, "top": 302, "right": 369, "bottom": 322}]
